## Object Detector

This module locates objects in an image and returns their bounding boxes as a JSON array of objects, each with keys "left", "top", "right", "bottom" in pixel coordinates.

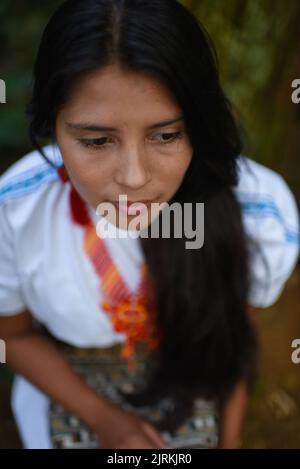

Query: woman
[{"left": 0, "top": 0, "right": 299, "bottom": 449}]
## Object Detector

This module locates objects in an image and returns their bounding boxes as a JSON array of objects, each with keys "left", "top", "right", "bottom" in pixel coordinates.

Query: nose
[{"left": 114, "top": 143, "right": 152, "bottom": 189}]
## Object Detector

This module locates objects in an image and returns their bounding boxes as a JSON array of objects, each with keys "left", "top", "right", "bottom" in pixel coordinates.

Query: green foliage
[
  {"left": 0, "top": 1, "right": 61, "bottom": 162},
  {"left": 182, "top": 0, "right": 300, "bottom": 177}
]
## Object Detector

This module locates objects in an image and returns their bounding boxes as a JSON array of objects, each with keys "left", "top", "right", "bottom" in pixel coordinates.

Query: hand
[{"left": 95, "top": 401, "right": 169, "bottom": 449}]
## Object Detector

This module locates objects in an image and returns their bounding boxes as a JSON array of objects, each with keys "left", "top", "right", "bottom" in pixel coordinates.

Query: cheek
[
  {"left": 56, "top": 139, "right": 114, "bottom": 204},
  {"left": 154, "top": 149, "right": 193, "bottom": 186},
  {"left": 58, "top": 137, "right": 109, "bottom": 180}
]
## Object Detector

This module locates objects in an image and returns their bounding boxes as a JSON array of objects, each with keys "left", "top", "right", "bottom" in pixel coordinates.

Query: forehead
[{"left": 61, "top": 64, "right": 182, "bottom": 123}]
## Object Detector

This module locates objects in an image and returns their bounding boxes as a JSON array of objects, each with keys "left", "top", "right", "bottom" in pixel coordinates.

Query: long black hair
[{"left": 27, "top": 0, "right": 258, "bottom": 431}]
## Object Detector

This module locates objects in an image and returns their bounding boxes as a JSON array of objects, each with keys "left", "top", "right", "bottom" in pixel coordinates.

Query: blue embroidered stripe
[
  {"left": 0, "top": 163, "right": 50, "bottom": 188},
  {"left": 239, "top": 200, "right": 300, "bottom": 246},
  {"left": 0, "top": 166, "right": 59, "bottom": 204}
]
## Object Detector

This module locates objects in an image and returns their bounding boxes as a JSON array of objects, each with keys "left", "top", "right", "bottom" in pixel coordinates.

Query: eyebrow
[{"left": 66, "top": 116, "right": 184, "bottom": 132}]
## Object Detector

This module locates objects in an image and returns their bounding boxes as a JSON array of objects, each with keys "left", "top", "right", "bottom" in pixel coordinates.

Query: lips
[{"left": 110, "top": 200, "right": 153, "bottom": 215}]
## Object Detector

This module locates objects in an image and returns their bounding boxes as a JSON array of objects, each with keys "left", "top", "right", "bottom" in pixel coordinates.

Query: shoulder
[
  {"left": 234, "top": 156, "right": 299, "bottom": 244},
  {"left": 0, "top": 145, "right": 65, "bottom": 315},
  {"left": 235, "top": 155, "right": 298, "bottom": 207},
  {"left": 0, "top": 144, "right": 62, "bottom": 207},
  {"left": 233, "top": 156, "right": 300, "bottom": 308},
  {"left": 0, "top": 144, "right": 65, "bottom": 260}
]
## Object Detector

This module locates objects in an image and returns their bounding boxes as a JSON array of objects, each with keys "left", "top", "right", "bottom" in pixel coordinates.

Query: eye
[
  {"left": 152, "top": 131, "right": 183, "bottom": 144},
  {"left": 77, "top": 137, "right": 111, "bottom": 150}
]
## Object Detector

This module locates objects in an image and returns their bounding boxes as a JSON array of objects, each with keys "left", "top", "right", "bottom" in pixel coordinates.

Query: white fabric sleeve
[
  {"left": 235, "top": 159, "right": 300, "bottom": 308},
  {"left": 0, "top": 202, "right": 27, "bottom": 315}
]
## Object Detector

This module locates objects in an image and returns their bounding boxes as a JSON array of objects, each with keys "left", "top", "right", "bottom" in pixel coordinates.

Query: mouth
[{"left": 109, "top": 199, "right": 156, "bottom": 215}]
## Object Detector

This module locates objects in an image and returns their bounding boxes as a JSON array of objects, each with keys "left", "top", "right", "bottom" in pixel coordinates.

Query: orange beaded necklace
[{"left": 57, "top": 165, "right": 160, "bottom": 369}]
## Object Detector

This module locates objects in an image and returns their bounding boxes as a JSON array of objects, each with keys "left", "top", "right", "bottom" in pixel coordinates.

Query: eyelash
[{"left": 77, "top": 131, "right": 183, "bottom": 150}]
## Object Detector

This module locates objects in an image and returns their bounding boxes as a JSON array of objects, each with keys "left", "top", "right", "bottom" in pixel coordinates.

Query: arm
[
  {"left": 0, "top": 310, "right": 167, "bottom": 448},
  {"left": 218, "top": 306, "right": 258, "bottom": 449},
  {"left": 217, "top": 379, "right": 248, "bottom": 448}
]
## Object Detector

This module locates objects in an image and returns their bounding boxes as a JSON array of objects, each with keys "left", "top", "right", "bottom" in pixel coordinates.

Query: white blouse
[{"left": 0, "top": 144, "right": 299, "bottom": 448}]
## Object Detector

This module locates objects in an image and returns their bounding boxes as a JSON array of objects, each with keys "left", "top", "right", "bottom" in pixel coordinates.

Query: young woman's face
[{"left": 55, "top": 64, "right": 193, "bottom": 229}]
